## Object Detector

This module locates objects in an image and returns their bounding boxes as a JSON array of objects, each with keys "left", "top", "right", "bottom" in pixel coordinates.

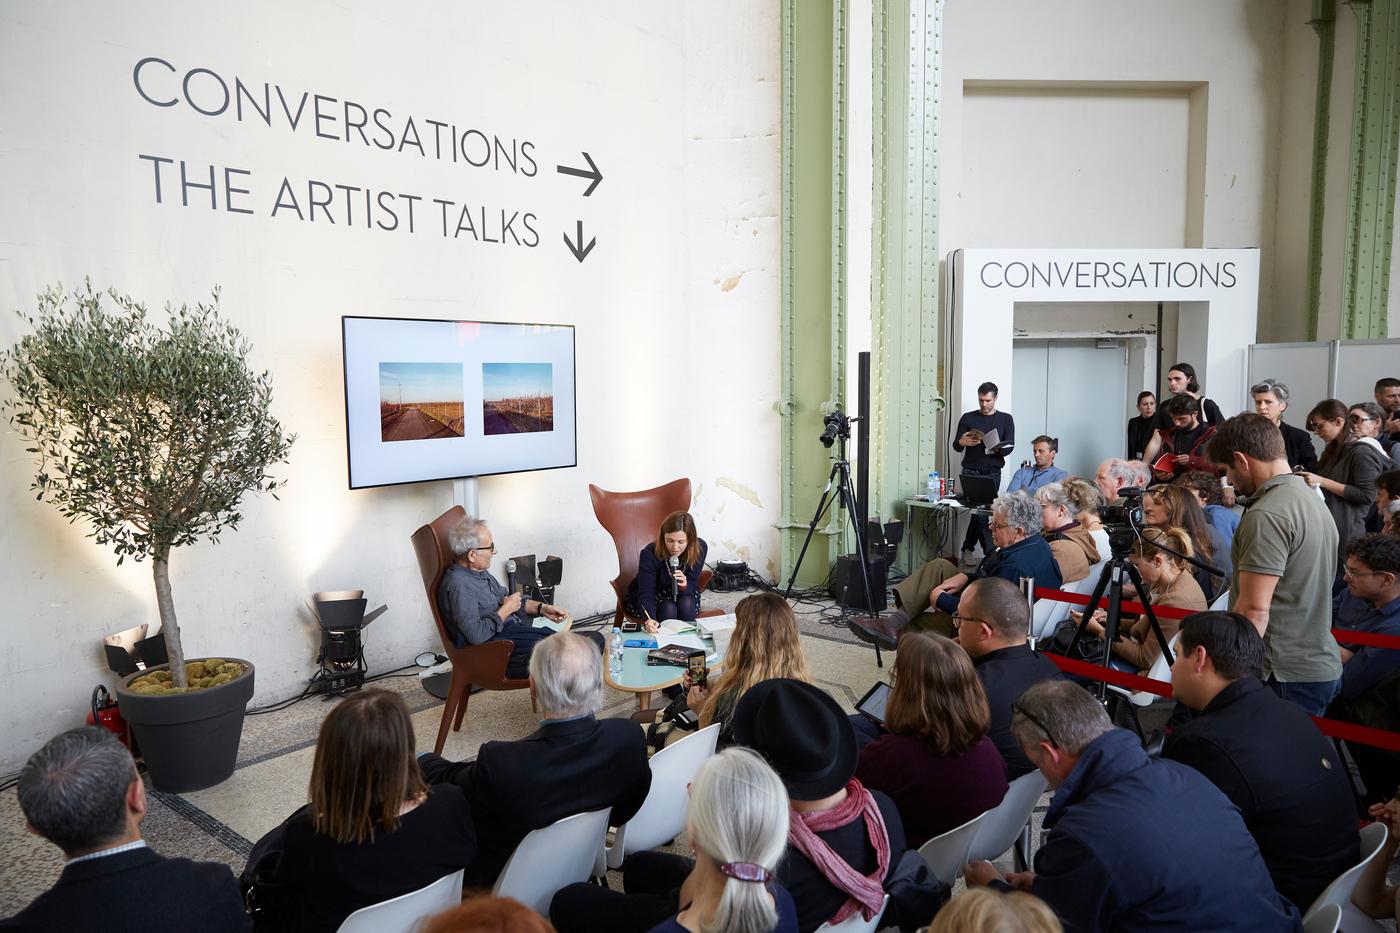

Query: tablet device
[{"left": 855, "top": 681, "right": 892, "bottom": 725}]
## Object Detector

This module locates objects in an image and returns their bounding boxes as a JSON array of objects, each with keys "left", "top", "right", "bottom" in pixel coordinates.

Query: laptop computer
[{"left": 958, "top": 473, "right": 1000, "bottom": 507}]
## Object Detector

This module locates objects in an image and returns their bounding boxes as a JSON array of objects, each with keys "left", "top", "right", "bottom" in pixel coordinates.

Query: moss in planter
[{"left": 130, "top": 659, "right": 246, "bottom": 695}]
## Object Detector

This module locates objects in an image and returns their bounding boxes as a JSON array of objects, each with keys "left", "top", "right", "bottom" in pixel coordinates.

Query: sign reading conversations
[{"left": 131, "top": 56, "right": 603, "bottom": 260}]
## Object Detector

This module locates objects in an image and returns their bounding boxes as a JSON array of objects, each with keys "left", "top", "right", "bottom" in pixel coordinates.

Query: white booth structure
[{"left": 945, "top": 248, "right": 1260, "bottom": 480}]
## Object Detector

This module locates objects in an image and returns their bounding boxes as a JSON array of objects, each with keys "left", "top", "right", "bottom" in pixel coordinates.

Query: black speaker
[{"left": 830, "top": 554, "right": 888, "bottom": 611}]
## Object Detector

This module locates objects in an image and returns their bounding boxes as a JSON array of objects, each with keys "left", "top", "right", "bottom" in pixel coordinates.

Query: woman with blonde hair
[
  {"left": 1061, "top": 477, "right": 1110, "bottom": 563},
  {"left": 1034, "top": 482, "right": 1102, "bottom": 583},
  {"left": 629, "top": 510, "right": 709, "bottom": 627},
  {"left": 1079, "top": 527, "right": 1206, "bottom": 673},
  {"left": 687, "top": 592, "right": 810, "bottom": 746},
  {"left": 927, "top": 888, "right": 1061, "bottom": 933},
  {"left": 258, "top": 690, "right": 474, "bottom": 932},
  {"left": 854, "top": 632, "right": 1008, "bottom": 847},
  {"left": 646, "top": 748, "right": 797, "bottom": 933}
]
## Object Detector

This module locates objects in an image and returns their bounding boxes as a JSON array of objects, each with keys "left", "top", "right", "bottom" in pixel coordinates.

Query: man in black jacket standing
[
  {"left": 954, "top": 381, "right": 1015, "bottom": 560},
  {"left": 1164, "top": 610, "right": 1358, "bottom": 912},
  {"left": 4, "top": 728, "right": 248, "bottom": 933},
  {"left": 418, "top": 631, "right": 651, "bottom": 886},
  {"left": 954, "top": 577, "right": 1062, "bottom": 777}
]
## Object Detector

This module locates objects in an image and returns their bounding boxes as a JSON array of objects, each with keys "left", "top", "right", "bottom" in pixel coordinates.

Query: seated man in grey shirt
[{"left": 439, "top": 515, "right": 603, "bottom": 678}]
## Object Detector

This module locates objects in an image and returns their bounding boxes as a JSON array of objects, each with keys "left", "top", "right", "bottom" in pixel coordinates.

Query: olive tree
[{"left": 2, "top": 282, "right": 295, "bottom": 687}]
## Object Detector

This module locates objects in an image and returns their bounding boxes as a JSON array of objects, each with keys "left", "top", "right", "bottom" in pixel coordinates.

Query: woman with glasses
[
  {"left": 1299, "top": 399, "right": 1387, "bottom": 565},
  {"left": 853, "top": 632, "right": 1008, "bottom": 847},
  {"left": 1350, "top": 402, "right": 1399, "bottom": 468}
]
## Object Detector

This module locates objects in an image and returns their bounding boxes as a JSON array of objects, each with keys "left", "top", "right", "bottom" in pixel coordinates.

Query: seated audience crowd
[{"left": 12, "top": 368, "right": 1400, "bottom": 933}]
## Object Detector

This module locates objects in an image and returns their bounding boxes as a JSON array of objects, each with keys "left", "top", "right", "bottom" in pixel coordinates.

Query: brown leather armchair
[
  {"left": 589, "top": 478, "right": 713, "bottom": 626},
  {"left": 411, "top": 506, "right": 529, "bottom": 754}
]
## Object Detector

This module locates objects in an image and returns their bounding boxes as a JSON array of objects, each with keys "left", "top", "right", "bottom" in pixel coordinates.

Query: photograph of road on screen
[
  {"left": 342, "top": 316, "right": 576, "bottom": 489},
  {"left": 482, "top": 363, "right": 553, "bottom": 435}
]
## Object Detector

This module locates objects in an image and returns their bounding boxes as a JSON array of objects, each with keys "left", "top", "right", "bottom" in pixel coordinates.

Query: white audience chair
[
  {"left": 1105, "top": 633, "right": 1181, "bottom": 709},
  {"left": 336, "top": 868, "right": 463, "bottom": 933},
  {"left": 1029, "top": 574, "right": 1095, "bottom": 642},
  {"left": 915, "top": 810, "right": 989, "bottom": 884},
  {"left": 1302, "top": 822, "right": 1388, "bottom": 933},
  {"left": 1208, "top": 588, "right": 1230, "bottom": 611},
  {"left": 1302, "top": 903, "right": 1342, "bottom": 933},
  {"left": 814, "top": 893, "right": 889, "bottom": 933},
  {"left": 966, "top": 771, "right": 1049, "bottom": 864},
  {"left": 494, "top": 807, "right": 612, "bottom": 915},
  {"left": 599, "top": 723, "right": 720, "bottom": 874}
]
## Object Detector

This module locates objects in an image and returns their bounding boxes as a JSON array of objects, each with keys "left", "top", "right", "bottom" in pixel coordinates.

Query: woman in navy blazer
[{"left": 627, "top": 511, "right": 708, "bottom": 626}]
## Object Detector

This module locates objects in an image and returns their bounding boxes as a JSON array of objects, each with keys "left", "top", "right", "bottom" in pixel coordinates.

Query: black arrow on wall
[
  {"left": 556, "top": 152, "right": 603, "bottom": 197},
  {"left": 563, "top": 221, "right": 596, "bottom": 263}
]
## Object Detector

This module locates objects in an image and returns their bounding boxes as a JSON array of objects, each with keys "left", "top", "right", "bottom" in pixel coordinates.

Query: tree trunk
[{"left": 153, "top": 550, "right": 186, "bottom": 688}]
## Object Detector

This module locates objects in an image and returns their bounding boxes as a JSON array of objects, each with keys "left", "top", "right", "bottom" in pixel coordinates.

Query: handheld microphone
[
  {"left": 668, "top": 555, "right": 680, "bottom": 602},
  {"left": 505, "top": 559, "right": 518, "bottom": 595}
]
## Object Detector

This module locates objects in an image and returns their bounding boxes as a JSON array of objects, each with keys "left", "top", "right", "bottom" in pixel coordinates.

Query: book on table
[{"left": 646, "top": 644, "right": 707, "bottom": 667}]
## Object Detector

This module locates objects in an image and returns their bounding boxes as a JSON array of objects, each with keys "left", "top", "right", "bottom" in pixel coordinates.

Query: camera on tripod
[
  {"left": 1097, "top": 486, "right": 1147, "bottom": 555},
  {"left": 819, "top": 409, "right": 853, "bottom": 448}
]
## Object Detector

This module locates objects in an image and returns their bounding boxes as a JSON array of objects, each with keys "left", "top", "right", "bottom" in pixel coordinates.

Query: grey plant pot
[{"left": 116, "top": 659, "right": 255, "bottom": 793}]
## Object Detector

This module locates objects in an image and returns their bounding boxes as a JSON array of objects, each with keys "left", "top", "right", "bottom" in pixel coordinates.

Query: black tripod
[
  {"left": 1063, "top": 530, "right": 1175, "bottom": 736},
  {"left": 784, "top": 431, "right": 883, "bottom": 665}
]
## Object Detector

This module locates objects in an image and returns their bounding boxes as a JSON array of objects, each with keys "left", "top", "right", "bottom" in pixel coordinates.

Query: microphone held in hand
[
  {"left": 506, "top": 559, "right": 518, "bottom": 596},
  {"left": 668, "top": 554, "right": 680, "bottom": 602}
]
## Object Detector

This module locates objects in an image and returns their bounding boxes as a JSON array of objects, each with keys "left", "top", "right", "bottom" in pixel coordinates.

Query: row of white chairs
[
  {"left": 336, "top": 723, "right": 723, "bottom": 931},
  {"left": 338, "top": 686, "right": 1389, "bottom": 933}
]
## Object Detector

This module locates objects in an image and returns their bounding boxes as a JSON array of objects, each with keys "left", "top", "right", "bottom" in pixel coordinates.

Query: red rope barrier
[
  {"left": 1333, "top": 628, "right": 1400, "bottom": 650},
  {"left": 1041, "top": 650, "right": 1400, "bottom": 752},
  {"left": 1031, "top": 586, "right": 1196, "bottom": 621},
  {"left": 1044, "top": 653, "right": 1175, "bottom": 699},
  {"left": 1033, "top": 587, "right": 1400, "bottom": 651}
]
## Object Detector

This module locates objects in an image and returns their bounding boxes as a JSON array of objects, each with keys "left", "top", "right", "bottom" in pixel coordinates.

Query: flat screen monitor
[{"left": 342, "top": 315, "right": 576, "bottom": 489}]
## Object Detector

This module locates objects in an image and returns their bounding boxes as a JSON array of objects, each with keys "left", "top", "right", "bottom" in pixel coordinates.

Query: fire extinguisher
[{"left": 86, "top": 685, "right": 129, "bottom": 748}]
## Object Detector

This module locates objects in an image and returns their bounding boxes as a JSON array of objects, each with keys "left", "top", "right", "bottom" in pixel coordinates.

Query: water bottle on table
[
  {"left": 927, "top": 471, "right": 942, "bottom": 501},
  {"left": 609, "top": 627, "right": 624, "bottom": 676}
]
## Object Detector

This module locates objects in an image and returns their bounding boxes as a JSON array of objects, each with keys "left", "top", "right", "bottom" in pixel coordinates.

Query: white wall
[
  {"left": 0, "top": 0, "right": 781, "bottom": 771},
  {"left": 941, "top": 0, "right": 1288, "bottom": 358}
]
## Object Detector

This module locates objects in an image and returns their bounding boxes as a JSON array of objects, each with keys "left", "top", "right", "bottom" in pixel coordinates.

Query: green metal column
[
  {"left": 1306, "top": 0, "right": 1337, "bottom": 340},
  {"left": 870, "top": 0, "right": 944, "bottom": 522},
  {"left": 1341, "top": 0, "right": 1400, "bottom": 338},
  {"left": 778, "top": 0, "right": 848, "bottom": 585}
]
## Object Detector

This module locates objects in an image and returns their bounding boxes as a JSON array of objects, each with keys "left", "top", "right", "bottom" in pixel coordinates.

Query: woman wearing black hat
[
  {"left": 730, "top": 678, "right": 937, "bottom": 933},
  {"left": 854, "top": 633, "right": 1009, "bottom": 848}
]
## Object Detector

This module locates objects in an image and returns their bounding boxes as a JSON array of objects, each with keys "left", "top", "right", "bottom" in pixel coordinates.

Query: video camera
[
  {"left": 819, "top": 409, "right": 853, "bottom": 448},
  {"left": 1097, "top": 486, "right": 1146, "bottom": 556}
]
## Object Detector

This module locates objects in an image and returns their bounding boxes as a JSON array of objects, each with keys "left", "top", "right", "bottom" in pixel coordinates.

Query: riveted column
[
  {"left": 778, "top": 0, "right": 849, "bottom": 585},
  {"left": 1341, "top": 0, "right": 1400, "bottom": 338},
  {"left": 870, "top": 0, "right": 944, "bottom": 523}
]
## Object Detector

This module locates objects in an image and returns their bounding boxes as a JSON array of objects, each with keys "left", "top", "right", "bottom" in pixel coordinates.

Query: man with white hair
[
  {"left": 1093, "top": 458, "right": 1148, "bottom": 504},
  {"left": 417, "top": 632, "right": 652, "bottom": 885},
  {"left": 6, "top": 727, "right": 248, "bottom": 932},
  {"left": 849, "top": 490, "right": 1060, "bottom": 648},
  {"left": 438, "top": 514, "right": 601, "bottom": 678}
]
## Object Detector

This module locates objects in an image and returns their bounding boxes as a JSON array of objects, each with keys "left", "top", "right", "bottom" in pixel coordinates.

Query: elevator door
[{"left": 1012, "top": 339, "right": 1129, "bottom": 482}]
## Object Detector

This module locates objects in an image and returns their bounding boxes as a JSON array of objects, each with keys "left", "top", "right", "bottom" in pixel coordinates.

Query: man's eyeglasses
[
  {"left": 1343, "top": 565, "right": 1386, "bottom": 579},
  {"left": 470, "top": 543, "right": 498, "bottom": 554},
  {"left": 1012, "top": 701, "right": 1060, "bottom": 749},
  {"left": 951, "top": 612, "right": 990, "bottom": 630}
]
